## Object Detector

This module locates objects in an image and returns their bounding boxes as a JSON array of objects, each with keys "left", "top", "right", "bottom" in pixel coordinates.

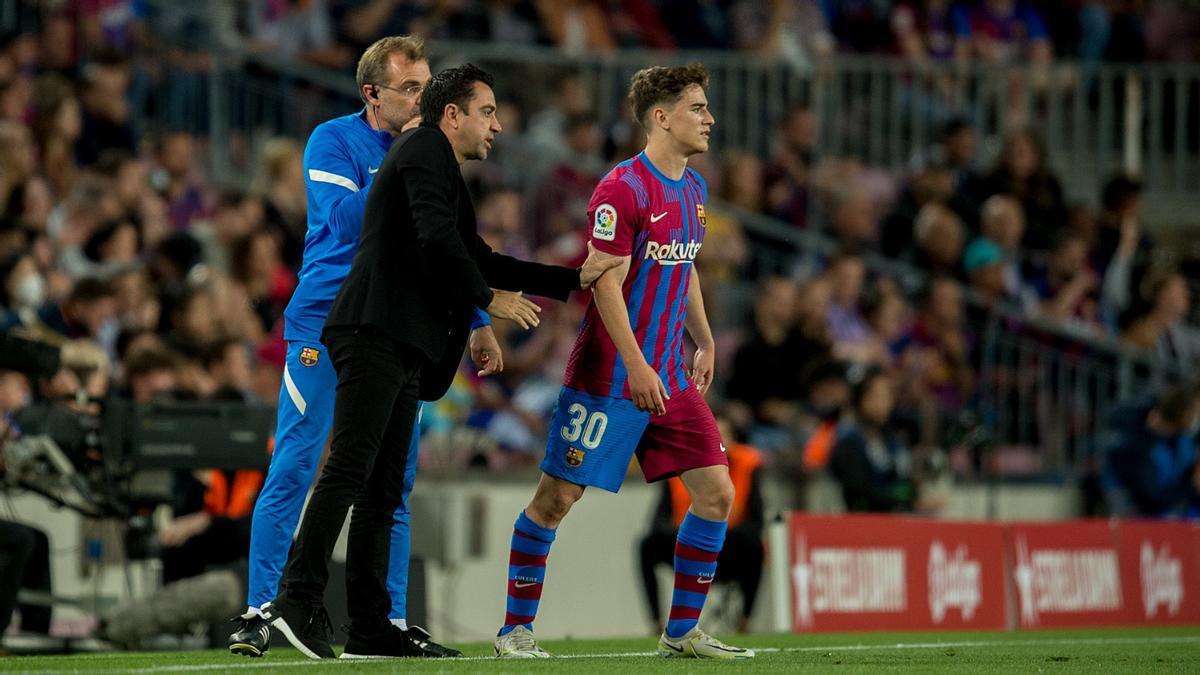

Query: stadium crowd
[{"left": 1, "top": 0, "right": 1199, "bottom": 553}]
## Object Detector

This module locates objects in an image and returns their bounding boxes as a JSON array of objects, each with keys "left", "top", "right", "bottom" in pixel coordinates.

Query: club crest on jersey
[
  {"left": 593, "top": 203, "right": 617, "bottom": 241},
  {"left": 299, "top": 347, "right": 320, "bottom": 367},
  {"left": 696, "top": 204, "right": 706, "bottom": 227},
  {"left": 565, "top": 447, "right": 585, "bottom": 467}
]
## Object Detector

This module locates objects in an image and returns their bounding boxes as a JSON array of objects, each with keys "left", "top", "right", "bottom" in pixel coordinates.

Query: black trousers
[
  {"left": 0, "top": 520, "right": 52, "bottom": 635},
  {"left": 638, "top": 526, "right": 765, "bottom": 622},
  {"left": 278, "top": 326, "right": 421, "bottom": 634}
]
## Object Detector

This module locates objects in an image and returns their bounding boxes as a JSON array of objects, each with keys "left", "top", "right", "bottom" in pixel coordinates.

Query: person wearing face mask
[{"left": 0, "top": 253, "right": 47, "bottom": 324}]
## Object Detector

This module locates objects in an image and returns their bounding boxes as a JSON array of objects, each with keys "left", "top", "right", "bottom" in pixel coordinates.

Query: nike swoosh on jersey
[
  {"left": 514, "top": 581, "right": 538, "bottom": 588},
  {"left": 368, "top": 166, "right": 379, "bottom": 174},
  {"left": 697, "top": 576, "right": 714, "bottom": 584},
  {"left": 650, "top": 211, "right": 668, "bottom": 222}
]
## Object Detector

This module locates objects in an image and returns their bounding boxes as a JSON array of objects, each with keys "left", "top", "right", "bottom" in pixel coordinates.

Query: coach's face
[
  {"left": 666, "top": 84, "right": 714, "bottom": 155},
  {"left": 457, "top": 81, "right": 502, "bottom": 161},
  {"left": 372, "top": 54, "right": 432, "bottom": 135}
]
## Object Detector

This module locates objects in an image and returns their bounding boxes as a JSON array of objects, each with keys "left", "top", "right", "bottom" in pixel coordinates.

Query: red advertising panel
[
  {"left": 789, "top": 514, "right": 1008, "bottom": 632},
  {"left": 1005, "top": 521, "right": 1132, "bottom": 628},
  {"left": 1115, "top": 520, "right": 1200, "bottom": 625}
]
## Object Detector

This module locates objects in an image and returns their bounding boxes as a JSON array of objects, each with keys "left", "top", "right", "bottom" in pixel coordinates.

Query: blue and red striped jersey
[{"left": 563, "top": 152, "right": 708, "bottom": 400}]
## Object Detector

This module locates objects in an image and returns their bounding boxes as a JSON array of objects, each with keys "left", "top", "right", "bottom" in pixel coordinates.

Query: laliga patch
[
  {"left": 696, "top": 203, "right": 707, "bottom": 227},
  {"left": 593, "top": 203, "right": 617, "bottom": 241},
  {"left": 565, "top": 447, "right": 586, "bottom": 467},
  {"left": 299, "top": 347, "right": 320, "bottom": 367}
]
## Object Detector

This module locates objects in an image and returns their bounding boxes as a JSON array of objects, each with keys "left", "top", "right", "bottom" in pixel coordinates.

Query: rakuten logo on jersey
[
  {"left": 1013, "top": 536, "right": 1122, "bottom": 626},
  {"left": 792, "top": 536, "right": 906, "bottom": 627},
  {"left": 927, "top": 541, "right": 981, "bottom": 623},
  {"left": 1140, "top": 541, "right": 1184, "bottom": 619},
  {"left": 644, "top": 240, "right": 702, "bottom": 266}
]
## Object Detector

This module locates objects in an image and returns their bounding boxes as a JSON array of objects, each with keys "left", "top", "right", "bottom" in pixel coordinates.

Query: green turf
[{"left": 2, "top": 626, "right": 1198, "bottom": 673}]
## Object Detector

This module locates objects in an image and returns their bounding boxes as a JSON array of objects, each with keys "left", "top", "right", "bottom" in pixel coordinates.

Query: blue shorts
[
  {"left": 540, "top": 385, "right": 727, "bottom": 493},
  {"left": 540, "top": 387, "right": 650, "bottom": 493}
]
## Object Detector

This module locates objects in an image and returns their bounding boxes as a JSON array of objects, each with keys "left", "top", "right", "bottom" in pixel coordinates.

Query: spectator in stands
[
  {"left": 536, "top": 0, "right": 616, "bottom": 53},
  {"left": 764, "top": 104, "right": 815, "bottom": 227},
  {"left": 1095, "top": 175, "right": 1151, "bottom": 323},
  {"left": 76, "top": 53, "right": 135, "bottom": 167},
  {"left": 123, "top": 345, "right": 180, "bottom": 403},
  {"left": 903, "top": 276, "right": 975, "bottom": 415},
  {"left": 866, "top": 284, "right": 912, "bottom": 364},
  {"left": 986, "top": 129, "right": 1066, "bottom": 253},
  {"left": 963, "top": 237, "right": 1012, "bottom": 308},
  {"left": 638, "top": 412, "right": 763, "bottom": 635},
  {"left": 1122, "top": 270, "right": 1200, "bottom": 369},
  {"left": 5, "top": 277, "right": 118, "bottom": 350},
  {"left": 254, "top": 138, "right": 308, "bottom": 273},
  {"left": 659, "top": 0, "right": 731, "bottom": 49},
  {"left": 151, "top": 131, "right": 207, "bottom": 231},
  {"left": 246, "top": 0, "right": 353, "bottom": 69},
  {"left": 782, "top": 356, "right": 851, "bottom": 476},
  {"left": 0, "top": 121, "right": 38, "bottom": 213},
  {"left": 526, "top": 73, "right": 591, "bottom": 177},
  {"left": 229, "top": 230, "right": 292, "bottom": 336},
  {"left": 30, "top": 76, "right": 82, "bottom": 198},
  {"left": 904, "top": 202, "right": 965, "bottom": 279},
  {"left": 478, "top": 188, "right": 534, "bottom": 261},
  {"left": 728, "top": 0, "right": 833, "bottom": 69},
  {"left": 1026, "top": 232, "right": 1102, "bottom": 333},
  {"left": 830, "top": 369, "right": 920, "bottom": 512},
  {"left": 530, "top": 112, "right": 605, "bottom": 258},
  {"left": 826, "top": 185, "right": 878, "bottom": 248},
  {"left": 881, "top": 162, "right": 953, "bottom": 258},
  {"left": 952, "top": 0, "right": 1053, "bottom": 65},
  {"left": 1103, "top": 380, "right": 1200, "bottom": 519},
  {"left": 206, "top": 337, "right": 255, "bottom": 401},
  {"left": 726, "top": 276, "right": 810, "bottom": 431},
  {"left": 825, "top": 251, "right": 885, "bottom": 365},
  {"left": 165, "top": 285, "right": 218, "bottom": 356},
  {"left": 0, "top": 252, "right": 46, "bottom": 323},
  {"left": 892, "top": 0, "right": 960, "bottom": 65},
  {"left": 978, "top": 194, "right": 1026, "bottom": 298}
]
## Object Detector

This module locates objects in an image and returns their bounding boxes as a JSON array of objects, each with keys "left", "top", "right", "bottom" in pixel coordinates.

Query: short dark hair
[
  {"left": 419, "top": 63, "right": 494, "bottom": 127},
  {"left": 628, "top": 63, "right": 709, "bottom": 130},
  {"left": 1101, "top": 174, "right": 1143, "bottom": 211},
  {"left": 67, "top": 277, "right": 114, "bottom": 304}
]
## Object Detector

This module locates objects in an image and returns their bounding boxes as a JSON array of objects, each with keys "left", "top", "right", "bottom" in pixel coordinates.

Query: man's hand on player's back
[{"left": 486, "top": 290, "right": 542, "bottom": 329}]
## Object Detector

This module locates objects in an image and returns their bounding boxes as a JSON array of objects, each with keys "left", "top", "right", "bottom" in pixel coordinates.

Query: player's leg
[
  {"left": 494, "top": 471, "right": 582, "bottom": 658},
  {"left": 638, "top": 386, "right": 752, "bottom": 659},
  {"left": 495, "top": 387, "right": 649, "bottom": 658},
  {"left": 231, "top": 342, "right": 336, "bottom": 657}
]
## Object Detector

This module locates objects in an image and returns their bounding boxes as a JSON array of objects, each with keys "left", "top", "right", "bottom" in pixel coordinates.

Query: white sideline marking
[{"left": 10, "top": 635, "right": 1199, "bottom": 673}]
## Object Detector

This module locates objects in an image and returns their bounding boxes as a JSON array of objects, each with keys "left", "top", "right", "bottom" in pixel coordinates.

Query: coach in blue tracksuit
[{"left": 228, "top": 36, "right": 494, "bottom": 659}]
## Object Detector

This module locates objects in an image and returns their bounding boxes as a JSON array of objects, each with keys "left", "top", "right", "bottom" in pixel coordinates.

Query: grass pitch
[{"left": 1, "top": 626, "right": 1197, "bottom": 673}]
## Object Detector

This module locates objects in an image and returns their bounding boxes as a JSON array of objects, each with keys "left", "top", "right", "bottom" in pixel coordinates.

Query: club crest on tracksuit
[{"left": 299, "top": 347, "right": 320, "bottom": 367}]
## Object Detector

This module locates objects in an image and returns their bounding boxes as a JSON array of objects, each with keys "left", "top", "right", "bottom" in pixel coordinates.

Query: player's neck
[{"left": 642, "top": 143, "right": 688, "bottom": 181}]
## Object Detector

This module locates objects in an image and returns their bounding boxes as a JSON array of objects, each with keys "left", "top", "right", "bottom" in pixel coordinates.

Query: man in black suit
[{"left": 263, "top": 64, "right": 620, "bottom": 660}]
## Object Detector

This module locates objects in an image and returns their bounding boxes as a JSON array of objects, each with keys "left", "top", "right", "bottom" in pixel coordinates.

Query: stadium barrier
[{"left": 776, "top": 513, "right": 1200, "bottom": 633}]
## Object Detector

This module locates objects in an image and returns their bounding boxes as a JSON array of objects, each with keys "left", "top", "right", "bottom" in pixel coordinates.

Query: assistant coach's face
[
  {"left": 459, "top": 81, "right": 502, "bottom": 161},
  {"left": 377, "top": 53, "right": 432, "bottom": 133}
]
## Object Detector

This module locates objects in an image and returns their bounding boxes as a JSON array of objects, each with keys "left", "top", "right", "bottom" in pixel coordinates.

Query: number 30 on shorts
[{"left": 559, "top": 403, "right": 608, "bottom": 450}]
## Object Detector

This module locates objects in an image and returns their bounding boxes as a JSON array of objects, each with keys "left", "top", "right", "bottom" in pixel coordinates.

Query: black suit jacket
[{"left": 324, "top": 126, "right": 579, "bottom": 400}]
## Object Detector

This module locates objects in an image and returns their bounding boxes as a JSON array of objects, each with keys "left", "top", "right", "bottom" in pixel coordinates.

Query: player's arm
[
  {"left": 591, "top": 251, "right": 669, "bottom": 415},
  {"left": 683, "top": 267, "right": 715, "bottom": 395},
  {"left": 303, "top": 128, "right": 371, "bottom": 245}
]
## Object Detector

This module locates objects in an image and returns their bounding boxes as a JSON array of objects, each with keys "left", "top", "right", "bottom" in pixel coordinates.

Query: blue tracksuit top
[{"left": 284, "top": 109, "right": 488, "bottom": 341}]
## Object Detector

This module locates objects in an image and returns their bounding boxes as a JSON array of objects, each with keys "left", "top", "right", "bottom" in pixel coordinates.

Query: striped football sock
[
  {"left": 498, "top": 511, "right": 556, "bottom": 636},
  {"left": 666, "top": 511, "right": 727, "bottom": 639}
]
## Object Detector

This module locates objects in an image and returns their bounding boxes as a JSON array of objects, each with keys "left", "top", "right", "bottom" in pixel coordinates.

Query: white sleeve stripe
[{"left": 307, "top": 169, "right": 359, "bottom": 193}]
